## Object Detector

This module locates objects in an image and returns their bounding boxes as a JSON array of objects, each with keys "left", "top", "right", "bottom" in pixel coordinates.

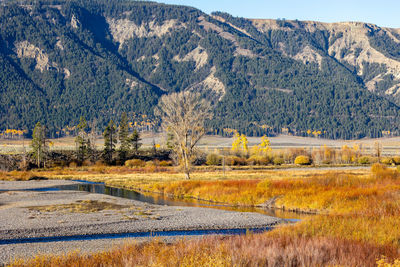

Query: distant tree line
[{"left": 1, "top": 0, "right": 400, "bottom": 140}]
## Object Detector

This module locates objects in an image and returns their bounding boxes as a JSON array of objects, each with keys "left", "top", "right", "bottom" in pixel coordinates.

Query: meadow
[{"left": 2, "top": 163, "right": 400, "bottom": 266}]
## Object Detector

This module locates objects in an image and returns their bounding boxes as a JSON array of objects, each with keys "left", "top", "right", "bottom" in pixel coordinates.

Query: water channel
[
  {"left": 0, "top": 180, "right": 304, "bottom": 244},
  {"left": 29, "top": 180, "right": 305, "bottom": 220}
]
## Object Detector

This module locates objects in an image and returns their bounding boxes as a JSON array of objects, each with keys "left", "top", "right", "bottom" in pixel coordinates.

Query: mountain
[{"left": 1, "top": 0, "right": 400, "bottom": 139}]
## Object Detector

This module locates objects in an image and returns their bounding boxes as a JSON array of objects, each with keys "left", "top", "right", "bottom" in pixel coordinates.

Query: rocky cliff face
[{"left": 250, "top": 19, "right": 400, "bottom": 100}]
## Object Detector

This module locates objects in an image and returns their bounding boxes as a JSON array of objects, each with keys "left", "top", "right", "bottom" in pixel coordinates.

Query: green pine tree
[
  {"left": 103, "top": 119, "right": 117, "bottom": 164},
  {"left": 130, "top": 128, "right": 141, "bottom": 154}
]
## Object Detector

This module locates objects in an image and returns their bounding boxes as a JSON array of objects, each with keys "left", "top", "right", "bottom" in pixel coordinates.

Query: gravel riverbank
[{"left": 0, "top": 180, "right": 283, "bottom": 264}]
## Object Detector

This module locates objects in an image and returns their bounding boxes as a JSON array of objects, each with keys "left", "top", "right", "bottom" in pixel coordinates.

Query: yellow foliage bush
[
  {"left": 381, "top": 157, "right": 394, "bottom": 165},
  {"left": 284, "top": 148, "right": 309, "bottom": 163},
  {"left": 294, "top": 155, "right": 311, "bottom": 165},
  {"left": 376, "top": 256, "right": 400, "bottom": 267},
  {"left": 392, "top": 156, "right": 400, "bottom": 165}
]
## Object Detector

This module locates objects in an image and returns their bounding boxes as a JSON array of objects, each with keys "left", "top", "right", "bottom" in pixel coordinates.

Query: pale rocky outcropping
[
  {"left": 125, "top": 78, "right": 138, "bottom": 90},
  {"left": 107, "top": 18, "right": 184, "bottom": 49},
  {"left": 173, "top": 46, "right": 209, "bottom": 70},
  {"left": 188, "top": 67, "right": 226, "bottom": 100},
  {"left": 293, "top": 46, "right": 323, "bottom": 66},
  {"left": 15, "top": 41, "right": 55, "bottom": 72},
  {"left": 70, "top": 14, "right": 80, "bottom": 29}
]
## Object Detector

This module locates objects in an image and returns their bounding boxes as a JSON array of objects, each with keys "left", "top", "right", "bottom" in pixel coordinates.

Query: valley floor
[
  {"left": 2, "top": 165, "right": 400, "bottom": 266},
  {"left": 0, "top": 180, "right": 281, "bottom": 265}
]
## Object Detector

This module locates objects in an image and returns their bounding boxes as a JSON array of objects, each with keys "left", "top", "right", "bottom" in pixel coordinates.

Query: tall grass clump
[{"left": 125, "top": 159, "right": 146, "bottom": 168}]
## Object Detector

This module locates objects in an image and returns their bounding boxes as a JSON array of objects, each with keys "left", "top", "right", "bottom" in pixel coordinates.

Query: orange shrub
[
  {"left": 226, "top": 156, "right": 247, "bottom": 166},
  {"left": 82, "top": 159, "right": 92, "bottom": 166},
  {"left": 371, "top": 163, "right": 387, "bottom": 173},
  {"left": 246, "top": 156, "right": 270, "bottom": 165},
  {"left": 94, "top": 160, "right": 106, "bottom": 166},
  {"left": 159, "top": 160, "right": 173, "bottom": 167},
  {"left": 125, "top": 159, "right": 146, "bottom": 168},
  {"left": 371, "top": 163, "right": 399, "bottom": 180},
  {"left": 144, "top": 161, "right": 157, "bottom": 172},
  {"left": 69, "top": 161, "right": 78, "bottom": 168}
]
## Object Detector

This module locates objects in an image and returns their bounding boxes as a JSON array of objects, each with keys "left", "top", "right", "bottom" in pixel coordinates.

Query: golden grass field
[{"left": 2, "top": 164, "right": 400, "bottom": 266}]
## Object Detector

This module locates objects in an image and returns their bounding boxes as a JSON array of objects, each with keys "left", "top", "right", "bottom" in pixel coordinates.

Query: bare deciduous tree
[{"left": 156, "top": 91, "right": 213, "bottom": 179}]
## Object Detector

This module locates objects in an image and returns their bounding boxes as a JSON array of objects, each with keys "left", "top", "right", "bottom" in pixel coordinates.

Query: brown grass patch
[{"left": 26, "top": 200, "right": 129, "bottom": 213}]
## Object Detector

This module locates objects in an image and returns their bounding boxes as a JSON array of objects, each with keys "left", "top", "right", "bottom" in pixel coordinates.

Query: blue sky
[{"left": 155, "top": 0, "right": 400, "bottom": 28}]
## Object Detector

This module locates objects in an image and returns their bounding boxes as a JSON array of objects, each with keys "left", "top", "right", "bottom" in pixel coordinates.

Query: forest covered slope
[{"left": 1, "top": 0, "right": 400, "bottom": 139}]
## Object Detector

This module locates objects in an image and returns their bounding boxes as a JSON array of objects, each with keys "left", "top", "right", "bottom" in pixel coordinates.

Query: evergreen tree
[
  {"left": 75, "top": 116, "right": 88, "bottom": 163},
  {"left": 31, "top": 122, "right": 47, "bottom": 168},
  {"left": 103, "top": 119, "right": 117, "bottom": 164},
  {"left": 130, "top": 128, "right": 141, "bottom": 154},
  {"left": 118, "top": 112, "right": 130, "bottom": 162}
]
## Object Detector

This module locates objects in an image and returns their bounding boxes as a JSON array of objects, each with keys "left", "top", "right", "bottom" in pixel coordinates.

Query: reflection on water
[{"left": 56, "top": 181, "right": 306, "bottom": 220}]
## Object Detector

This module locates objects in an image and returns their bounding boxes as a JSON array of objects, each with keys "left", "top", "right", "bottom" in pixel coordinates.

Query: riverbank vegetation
[
  {"left": 0, "top": 132, "right": 395, "bottom": 173},
  {"left": 9, "top": 233, "right": 400, "bottom": 267},
  {"left": 4, "top": 164, "right": 400, "bottom": 266}
]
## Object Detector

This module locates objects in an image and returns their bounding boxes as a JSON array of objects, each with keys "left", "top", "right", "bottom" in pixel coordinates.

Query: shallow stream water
[
  {"left": 33, "top": 180, "right": 305, "bottom": 220},
  {"left": 0, "top": 180, "right": 303, "bottom": 244}
]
